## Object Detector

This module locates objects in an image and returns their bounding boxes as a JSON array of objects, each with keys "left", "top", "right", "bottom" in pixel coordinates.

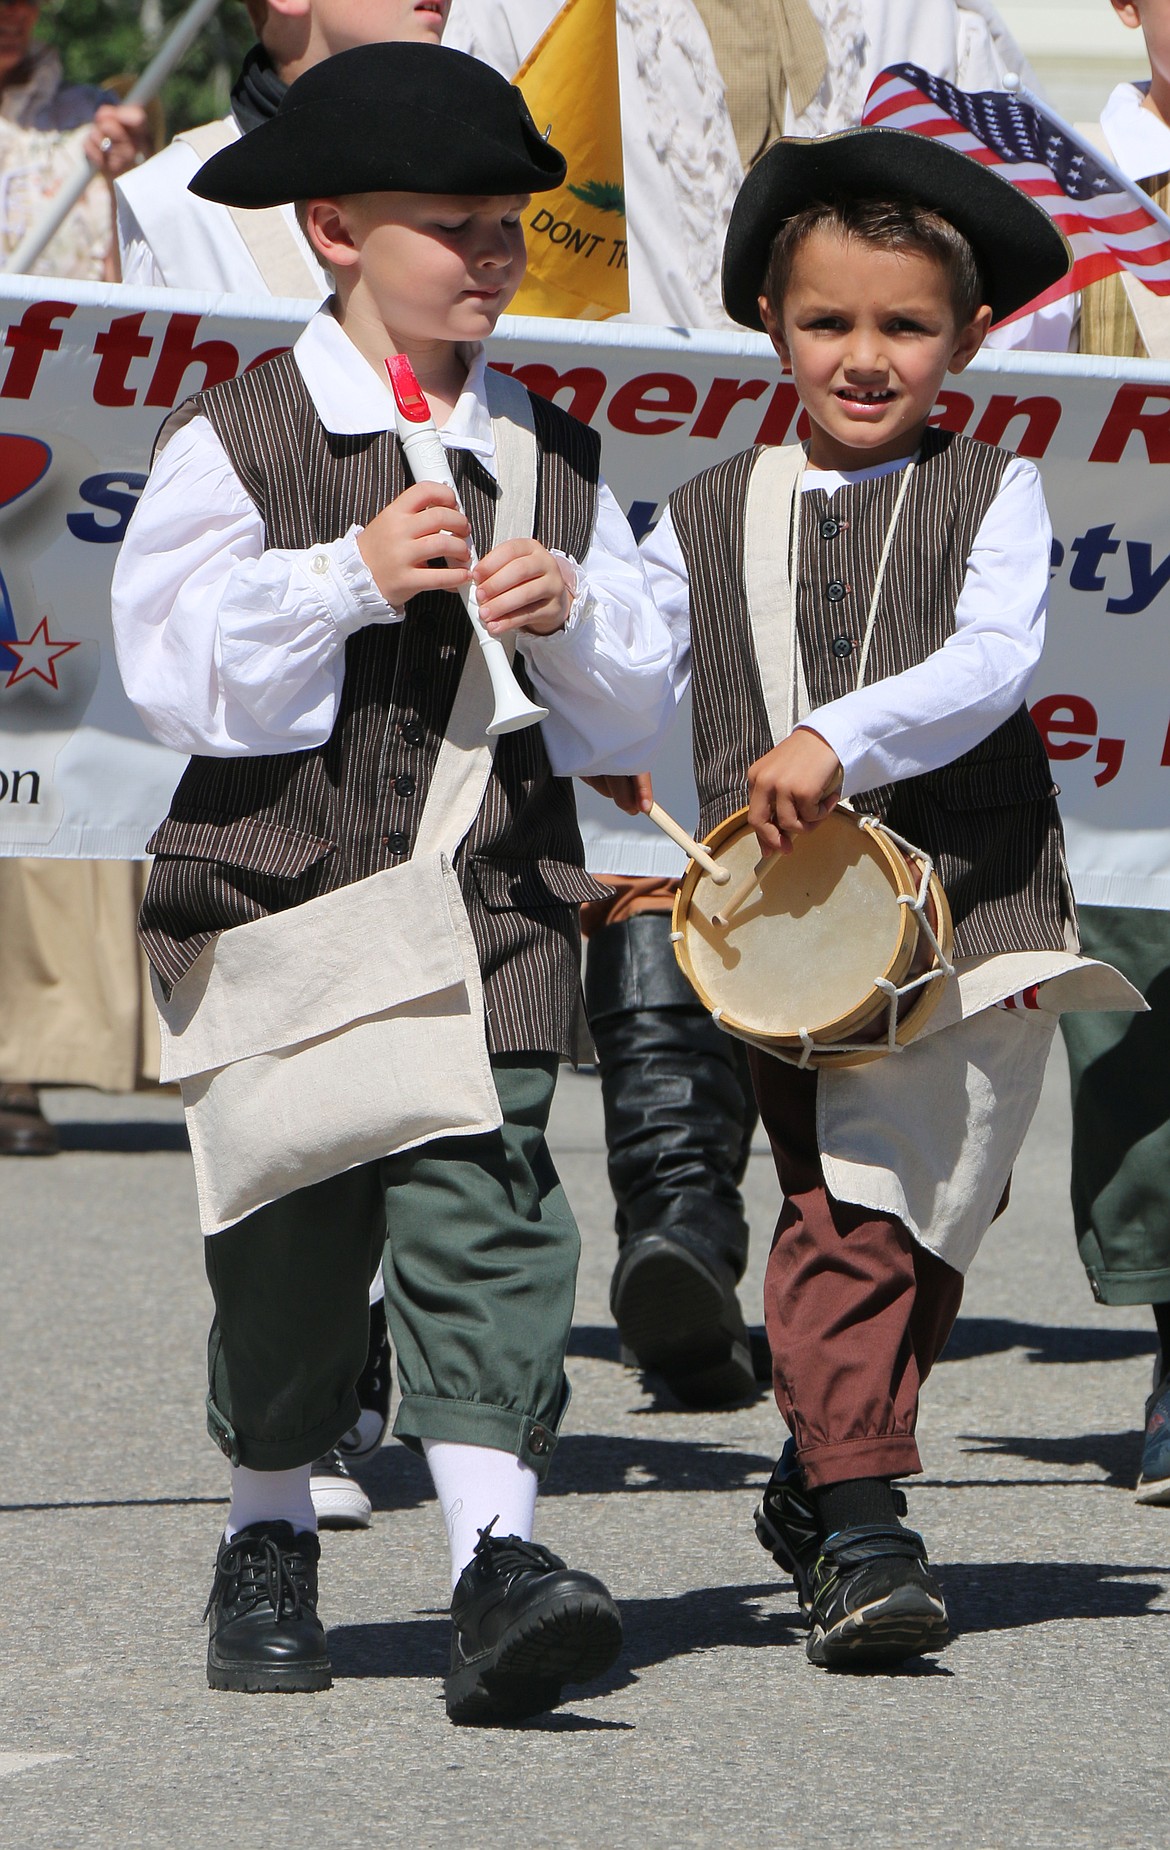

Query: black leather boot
[
  {"left": 204, "top": 1521, "right": 331, "bottom": 1693},
  {"left": 585, "top": 911, "right": 761, "bottom": 1406}
]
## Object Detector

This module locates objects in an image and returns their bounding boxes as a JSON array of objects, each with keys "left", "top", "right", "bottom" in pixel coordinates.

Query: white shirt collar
[
  {"left": 291, "top": 304, "right": 496, "bottom": 463},
  {"left": 1100, "top": 81, "right": 1170, "bottom": 184},
  {"left": 801, "top": 453, "right": 912, "bottom": 499}
]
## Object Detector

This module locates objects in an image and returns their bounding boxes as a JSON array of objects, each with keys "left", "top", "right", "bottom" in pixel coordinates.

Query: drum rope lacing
[
  {"left": 690, "top": 818, "right": 956, "bottom": 1069},
  {"left": 775, "top": 817, "right": 958, "bottom": 1069}
]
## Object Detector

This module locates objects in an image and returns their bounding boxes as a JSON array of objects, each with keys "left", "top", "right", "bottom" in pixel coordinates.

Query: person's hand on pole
[{"left": 84, "top": 104, "right": 152, "bottom": 181}]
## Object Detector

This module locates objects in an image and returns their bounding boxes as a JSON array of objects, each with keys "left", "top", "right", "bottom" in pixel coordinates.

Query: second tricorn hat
[
  {"left": 721, "top": 126, "right": 1070, "bottom": 329},
  {"left": 189, "top": 42, "right": 566, "bottom": 209}
]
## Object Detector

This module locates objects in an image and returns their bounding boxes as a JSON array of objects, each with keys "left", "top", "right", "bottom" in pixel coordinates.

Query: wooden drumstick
[
  {"left": 713, "top": 854, "right": 773, "bottom": 928},
  {"left": 645, "top": 801, "right": 731, "bottom": 885}
]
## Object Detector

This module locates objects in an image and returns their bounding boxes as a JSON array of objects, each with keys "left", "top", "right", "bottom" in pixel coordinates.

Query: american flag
[{"left": 861, "top": 63, "right": 1170, "bottom": 317}]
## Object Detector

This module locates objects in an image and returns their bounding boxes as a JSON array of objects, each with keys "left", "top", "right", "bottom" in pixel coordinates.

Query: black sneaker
[
  {"left": 754, "top": 1439, "right": 909, "bottom": 1612},
  {"left": 805, "top": 1523, "right": 949, "bottom": 1670},
  {"left": 204, "top": 1521, "right": 331, "bottom": 1693},
  {"left": 337, "top": 1302, "right": 393, "bottom": 1462},
  {"left": 446, "top": 1522, "right": 622, "bottom": 1725},
  {"left": 610, "top": 1232, "right": 758, "bottom": 1408},
  {"left": 309, "top": 1449, "right": 372, "bottom": 1530}
]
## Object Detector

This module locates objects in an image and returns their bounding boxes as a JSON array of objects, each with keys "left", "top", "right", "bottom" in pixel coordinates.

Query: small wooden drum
[{"left": 670, "top": 806, "right": 954, "bottom": 1069}]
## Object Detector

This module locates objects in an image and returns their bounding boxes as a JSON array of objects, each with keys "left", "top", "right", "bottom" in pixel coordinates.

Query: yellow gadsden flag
[{"left": 510, "top": 0, "right": 628, "bottom": 320}]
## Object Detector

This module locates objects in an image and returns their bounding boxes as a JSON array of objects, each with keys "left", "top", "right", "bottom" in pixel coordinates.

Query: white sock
[
  {"left": 422, "top": 1440, "right": 539, "bottom": 1593},
  {"left": 225, "top": 1463, "right": 316, "bottom": 1542}
]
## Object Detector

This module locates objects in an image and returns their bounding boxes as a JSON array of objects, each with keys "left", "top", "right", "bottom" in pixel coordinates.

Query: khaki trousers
[{"left": 0, "top": 858, "right": 159, "bottom": 1090}]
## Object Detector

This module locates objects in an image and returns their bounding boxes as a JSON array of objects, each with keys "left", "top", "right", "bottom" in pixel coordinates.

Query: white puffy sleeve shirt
[
  {"left": 641, "top": 452, "right": 1051, "bottom": 796},
  {"left": 111, "top": 318, "right": 677, "bottom": 779}
]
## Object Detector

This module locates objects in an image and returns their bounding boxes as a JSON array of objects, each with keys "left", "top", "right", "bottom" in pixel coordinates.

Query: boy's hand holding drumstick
[
  {"left": 747, "top": 728, "right": 844, "bottom": 857},
  {"left": 582, "top": 772, "right": 655, "bottom": 816}
]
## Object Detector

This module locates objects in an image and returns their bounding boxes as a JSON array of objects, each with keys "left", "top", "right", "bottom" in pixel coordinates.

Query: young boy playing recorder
[{"left": 112, "top": 43, "right": 676, "bottom": 1722}]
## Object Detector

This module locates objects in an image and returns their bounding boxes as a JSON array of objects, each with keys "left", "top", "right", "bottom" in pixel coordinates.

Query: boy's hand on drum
[
  {"left": 475, "top": 540, "right": 573, "bottom": 636},
  {"left": 748, "top": 728, "right": 843, "bottom": 855},
  {"left": 581, "top": 773, "right": 653, "bottom": 816},
  {"left": 357, "top": 482, "right": 473, "bottom": 608}
]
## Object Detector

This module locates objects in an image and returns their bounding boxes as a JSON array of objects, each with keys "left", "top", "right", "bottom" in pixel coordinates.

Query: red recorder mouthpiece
[{"left": 385, "top": 354, "right": 430, "bottom": 422}]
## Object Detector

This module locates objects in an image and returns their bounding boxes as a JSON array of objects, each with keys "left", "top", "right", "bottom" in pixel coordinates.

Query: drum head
[{"left": 673, "top": 808, "right": 918, "bottom": 1044}]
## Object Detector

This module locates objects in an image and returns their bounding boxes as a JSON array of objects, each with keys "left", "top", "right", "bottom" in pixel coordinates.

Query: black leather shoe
[
  {"left": 0, "top": 1083, "right": 58, "bottom": 1156},
  {"left": 447, "top": 1522, "right": 622, "bottom": 1725},
  {"left": 806, "top": 1524, "right": 949, "bottom": 1670},
  {"left": 611, "top": 1231, "right": 758, "bottom": 1408},
  {"left": 204, "top": 1522, "right": 332, "bottom": 1693}
]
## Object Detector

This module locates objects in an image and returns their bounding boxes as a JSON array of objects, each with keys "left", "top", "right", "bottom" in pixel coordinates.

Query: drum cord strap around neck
[
  {"left": 798, "top": 452, "right": 954, "bottom": 1062},
  {"left": 784, "top": 449, "right": 919, "bottom": 731}
]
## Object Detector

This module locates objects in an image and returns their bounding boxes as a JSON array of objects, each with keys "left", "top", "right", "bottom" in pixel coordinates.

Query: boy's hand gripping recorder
[{"left": 385, "top": 355, "right": 549, "bottom": 737}]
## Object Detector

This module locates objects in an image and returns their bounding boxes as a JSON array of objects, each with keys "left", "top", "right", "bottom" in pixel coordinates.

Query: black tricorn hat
[
  {"left": 722, "top": 126, "right": 1070, "bottom": 330},
  {"left": 190, "top": 42, "right": 566, "bottom": 209}
]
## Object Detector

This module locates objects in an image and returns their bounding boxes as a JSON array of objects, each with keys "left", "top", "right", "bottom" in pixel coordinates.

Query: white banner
[{"left": 1, "top": 274, "right": 1169, "bottom": 905}]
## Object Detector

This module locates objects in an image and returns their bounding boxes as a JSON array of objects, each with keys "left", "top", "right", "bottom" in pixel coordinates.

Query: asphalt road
[{"left": 0, "top": 1046, "right": 1164, "bottom": 1849}]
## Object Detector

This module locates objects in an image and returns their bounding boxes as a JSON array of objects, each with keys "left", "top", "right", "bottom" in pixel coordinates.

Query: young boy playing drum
[
  {"left": 629, "top": 127, "right": 1139, "bottom": 1668},
  {"left": 112, "top": 43, "right": 677, "bottom": 1720}
]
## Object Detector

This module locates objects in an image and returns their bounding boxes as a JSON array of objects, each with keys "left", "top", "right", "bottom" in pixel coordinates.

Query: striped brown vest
[
  {"left": 139, "top": 350, "right": 608, "bottom": 1059},
  {"left": 670, "top": 427, "right": 1074, "bottom": 960}
]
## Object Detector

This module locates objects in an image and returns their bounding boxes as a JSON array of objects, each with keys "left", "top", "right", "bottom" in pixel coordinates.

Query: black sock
[
  {"left": 1153, "top": 1303, "right": 1170, "bottom": 1378},
  {"left": 813, "top": 1477, "right": 900, "bottom": 1536}
]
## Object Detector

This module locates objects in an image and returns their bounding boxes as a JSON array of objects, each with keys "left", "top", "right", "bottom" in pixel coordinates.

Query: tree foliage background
[{"left": 38, "top": 0, "right": 254, "bottom": 135}]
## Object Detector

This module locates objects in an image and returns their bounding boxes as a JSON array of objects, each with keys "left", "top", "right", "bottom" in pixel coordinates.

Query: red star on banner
[{"left": 3, "top": 617, "right": 81, "bottom": 690}]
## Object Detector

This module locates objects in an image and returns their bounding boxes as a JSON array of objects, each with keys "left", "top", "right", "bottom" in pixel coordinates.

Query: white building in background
[{"left": 997, "top": 0, "right": 1147, "bottom": 118}]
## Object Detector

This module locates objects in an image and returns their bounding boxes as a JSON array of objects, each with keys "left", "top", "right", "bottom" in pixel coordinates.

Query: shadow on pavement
[
  {"left": 54, "top": 1120, "right": 190, "bottom": 1154},
  {"left": 941, "top": 1560, "right": 1170, "bottom": 1634},
  {"left": 0, "top": 1493, "right": 226, "bottom": 1513},
  {"left": 566, "top": 1325, "right": 623, "bottom": 1363},
  {"left": 940, "top": 1316, "right": 1153, "bottom": 1367},
  {"left": 329, "top": 1580, "right": 799, "bottom": 1691},
  {"left": 567, "top": 1323, "right": 773, "bottom": 1412},
  {"left": 958, "top": 1428, "right": 1143, "bottom": 1487},
  {"left": 357, "top": 1432, "right": 774, "bottom": 1514}
]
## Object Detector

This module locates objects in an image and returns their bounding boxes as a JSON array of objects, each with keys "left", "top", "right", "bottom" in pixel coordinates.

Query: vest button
[
  {"left": 382, "top": 831, "right": 409, "bottom": 854},
  {"left": 820, "top": 517, "right": 840, "bottom": 540},
  {"left": 400, "top": 719, "right": 424, "bottom": 746},
  {"left": 394, "top": 773, "right": 417, "bottom": 798},
  {"left": 826, "top": 580, "right": 847, "bottom": 602},
  {"left": 831, "top": 634, "right": 853, "bottom": 658}
]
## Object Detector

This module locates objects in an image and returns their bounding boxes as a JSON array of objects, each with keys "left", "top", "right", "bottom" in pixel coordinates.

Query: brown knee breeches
[{"left": 749, "top": 1050, "right": 964, "bottom": 1488}]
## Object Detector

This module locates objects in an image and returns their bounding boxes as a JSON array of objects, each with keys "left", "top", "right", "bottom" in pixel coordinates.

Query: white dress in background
[{"left": 790, "top": 0, "right": 1037, "bottom": 135}]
